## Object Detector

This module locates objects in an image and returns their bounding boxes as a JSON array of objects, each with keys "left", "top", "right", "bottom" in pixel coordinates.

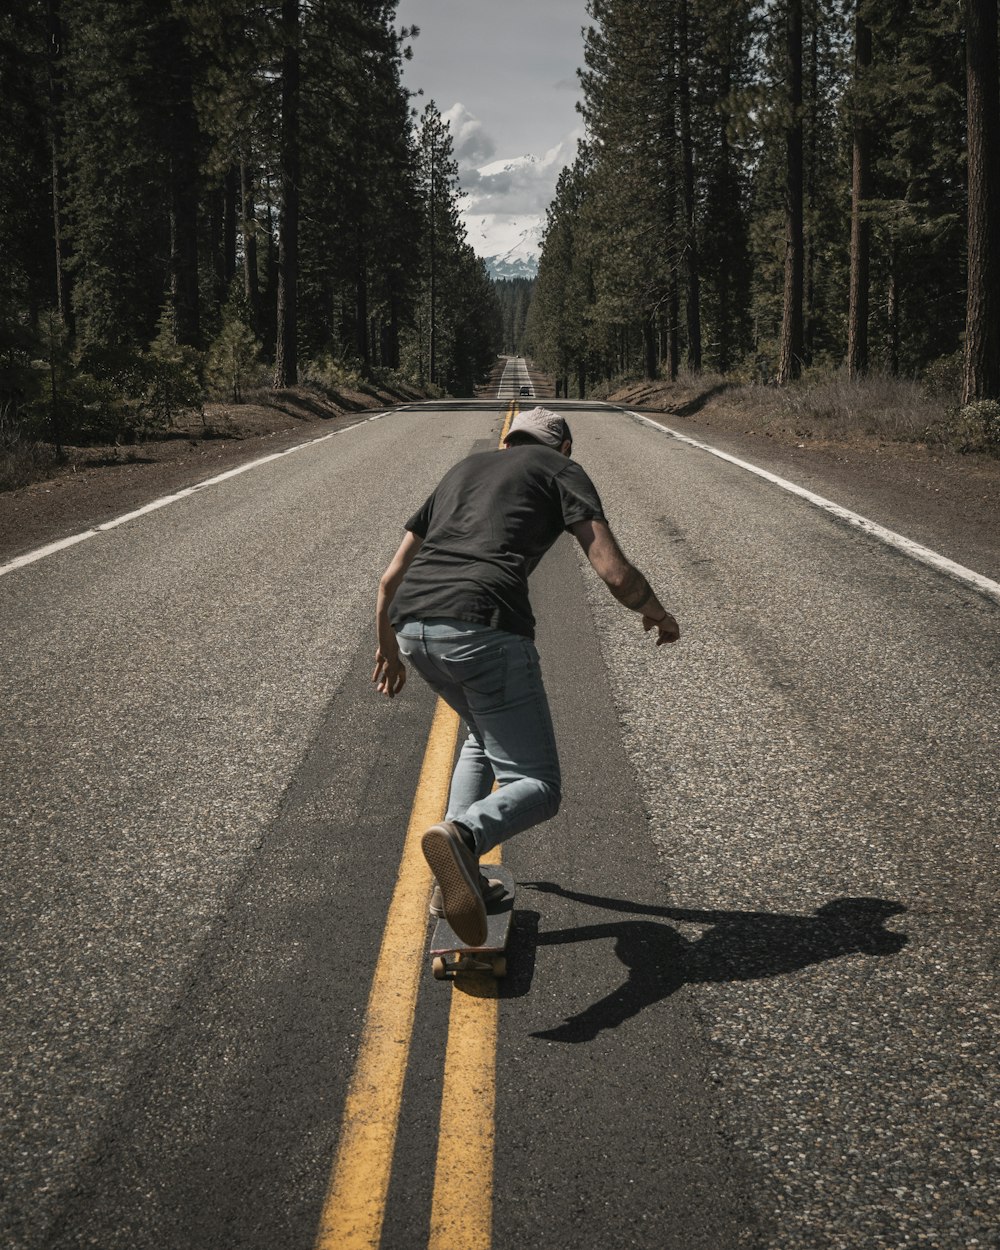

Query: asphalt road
[
  {"left": 496, "top": 357, "right": 534, "bottom": 400},
  {"left": 1, "top": 393, "right": 997, "bottom": 1249}
]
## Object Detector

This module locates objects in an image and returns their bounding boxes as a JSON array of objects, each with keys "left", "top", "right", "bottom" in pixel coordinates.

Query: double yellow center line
[{"left": 314, "top": 401, "right": 517, "bottom": 1248}]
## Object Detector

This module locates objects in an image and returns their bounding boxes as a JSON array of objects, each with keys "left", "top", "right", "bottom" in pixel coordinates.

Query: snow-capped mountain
[
  {"left": 479, "top": 223, "right": 544, "bottom": 280},
  {"left": 460, "top": 141, "right": 577, "bottom": 279},
  {"left": 448, "top": 117, "right": 584, "bottom": 279},
  {"left": 485, "top": 254, "right": 539, "bottom": 280}
]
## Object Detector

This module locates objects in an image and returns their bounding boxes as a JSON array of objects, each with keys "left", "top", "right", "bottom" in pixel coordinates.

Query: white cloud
[
  {"left": 441, "top": 103, "right": 583, "bottom": 257},
  {"left": 442, "top": 102, "right": 496, "bottom": 168}
]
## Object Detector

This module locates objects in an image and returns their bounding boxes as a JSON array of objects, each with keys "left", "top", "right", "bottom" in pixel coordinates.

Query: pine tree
[
  {"left": 963, "top": 0, "right": 1000, "bottom": 402},
  {"left": 847, "top": 2, "right": 874, "bottom": 378},
  {"left": 273, "top": 0, "right": 300, "bottom": 387},
  {"left": 778, "top": 0, "right": 805, "bottom": 383},
  {"left": 698, "top": 0, "right": 754, "bottom": 371},
  {"left": 526, "top": 152, "right": 595, "bottom": 396},
  {"left": 867, "top": 0, "right": 965, "bottom": 375}
]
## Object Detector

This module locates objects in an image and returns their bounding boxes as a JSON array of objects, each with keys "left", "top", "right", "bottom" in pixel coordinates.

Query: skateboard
[{"left": 429, "top": 864, "right": 515, "bottom": 979}]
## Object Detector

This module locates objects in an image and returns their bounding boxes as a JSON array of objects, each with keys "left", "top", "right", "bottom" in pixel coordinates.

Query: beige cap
[{"left": 503, "top": 406, "right": 572, "bottom": 448}]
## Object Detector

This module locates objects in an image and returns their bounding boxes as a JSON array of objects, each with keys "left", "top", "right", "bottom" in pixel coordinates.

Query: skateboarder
[{"left": 373, "top": 407, "right": 680, "bottom": 946}]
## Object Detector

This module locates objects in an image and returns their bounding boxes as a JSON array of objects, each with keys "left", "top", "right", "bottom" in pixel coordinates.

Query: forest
[
  {"left": 527, "top": 0, "right": 1000, "bottom": 447},
  {"left": 494, "top": 278, "right": 535, "bottom": 356},
  {"left": 0, "top": 1, "right": 500, "bottom": 471},
  {"left": 4, "top": 0, "right": 999, "bottom": 483}
]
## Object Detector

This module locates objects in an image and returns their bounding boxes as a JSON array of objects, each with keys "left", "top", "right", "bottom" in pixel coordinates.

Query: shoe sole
[
  {"left": 421, "top": 826, "right": 487, "bottom": 946},
  {"left": 430, "top": 879, "right": 506, "bottom": 919}
]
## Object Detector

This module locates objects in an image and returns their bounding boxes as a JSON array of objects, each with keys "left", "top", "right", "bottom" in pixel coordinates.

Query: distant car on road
[{"left": 518, "top": 385, "right": 532, "bottom": 396}]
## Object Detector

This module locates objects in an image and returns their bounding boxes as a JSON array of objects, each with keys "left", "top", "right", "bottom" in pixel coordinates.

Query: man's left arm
[{"left": 373, "top": 530, "right": 423, "bottom": 698}]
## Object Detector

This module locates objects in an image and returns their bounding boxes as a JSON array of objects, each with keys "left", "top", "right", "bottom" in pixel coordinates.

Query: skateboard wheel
[
  {"left": 432, "top": 956, "right": 447, "bottom": 980},
  {"left": 492, "top": 957, "right": 507, "bottom": 977}
]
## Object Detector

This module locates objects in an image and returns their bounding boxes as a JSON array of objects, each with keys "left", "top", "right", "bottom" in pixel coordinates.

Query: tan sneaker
[
  {"left": 420, "top": 821, "right": 488, "bottom": 946},
  {"left": 430, "top": 873, "right": 506, "bottom": 919}
]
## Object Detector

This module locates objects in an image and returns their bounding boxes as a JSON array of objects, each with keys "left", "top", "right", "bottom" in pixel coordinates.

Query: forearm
[
  {"left": 570, "top": 518, "right": 679, "bottom": 644},
  {"left": 608, "top": 564, "right": 667, "bottom": 621},
  {"left": 576, "top": 520, "right": 667, "bottom": 618},
  {"left": 375, "top": 580, "right": 399, "bottom": 656},
  {"left": 373, "top": 531, "right": 423, "bottom": 698},
  {"left": 375, "top": 530, "right": 423, "bottom": 654},
  {"left": 375, "top": 530, "right": 422, "bottom": 660}
]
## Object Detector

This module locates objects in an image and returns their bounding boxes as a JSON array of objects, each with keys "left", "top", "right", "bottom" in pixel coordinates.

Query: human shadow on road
[{"left": 522, "top": 883, "right": 907, "bottom": 1044}]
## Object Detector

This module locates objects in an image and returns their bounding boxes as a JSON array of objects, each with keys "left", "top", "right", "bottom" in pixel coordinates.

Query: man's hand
[
  {"left": 570, "top": 519, "right": 680, "bottom": 647},
  {"left": 372, "top": 648, "right": 407, "bottom": 698},
  {"left": 374, "top": 531, "right": 423, "bottom": 701},
  {"left": 642, "top": 611, "right": 680, "bottom": 646}
]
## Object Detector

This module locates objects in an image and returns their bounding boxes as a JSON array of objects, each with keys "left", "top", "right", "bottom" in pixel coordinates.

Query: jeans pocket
[{"left": 439, "top": 639, "right": 508, "bottom": 699}]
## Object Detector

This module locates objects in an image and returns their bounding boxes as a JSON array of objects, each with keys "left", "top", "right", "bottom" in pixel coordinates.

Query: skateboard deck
[{"left": 429, "top": 864, "right": 515, "bottom": 979}]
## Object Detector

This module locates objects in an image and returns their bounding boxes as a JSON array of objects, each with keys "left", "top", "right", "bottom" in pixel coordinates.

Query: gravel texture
[
  {"left": 570, "top": 406, "right": 999, "bottom": 1249},
  {"left": 2, "top": 396, "right": 996, "bottom": 1249}
]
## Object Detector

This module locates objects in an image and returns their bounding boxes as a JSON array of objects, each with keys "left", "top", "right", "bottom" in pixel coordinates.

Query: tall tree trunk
[
  {"left": 263, "top": 191, "right": 278, "bottom": 353},
  {"left": 165, "top": 13, "right": 200, "bottom": 346},
  {"left": 240, "top": 158, "right": 261, "bottom": 333},
  {"left": 356, "top": 251, "right": 370, "bottom": 373},
  {"left": 274, "top": 0, "right": 300, "bottom": 388},
  {"left": 643, "top": 316, "right": 657, "bottom": 379},
  {"left": 667, "top": 269, "right": 681, "bottom": 380},
  {"left": 716, "top": 54, "right": 735, "bottom": 372},
  {"left": 847, "top": 7, "right": 873, "bottom": 379},
  {"left": 804, "top": 12, "right": 818, "bottom": 364},
  {"left": 886, "top": 235, "right": 900, "bottom": 376},
  {"left": 46, "top": 0, "right": 71, "bottom": 327},
  {"left": 963, "top": 0, "right": 1000, "bottom": 403},
  {"left": 386, "top": 273, "right": 401, "bottom": 369},
  {"left": 678, "top": 0, "right": 702, "bottom": 371},
  {"left": 429, "top": 138, "right": 437, "bottom": 385},
  {"left": 209, "top": 185, "right": 225, "bottom": 306},
  {"left": 778, "top": 0, "right": 804, "bottom": 384},
  {"left": 223, "top": 165, "right": 238, "bottom": 289},
  {"left": 169, "top": 162, "right": 200, "bottom": 345}
]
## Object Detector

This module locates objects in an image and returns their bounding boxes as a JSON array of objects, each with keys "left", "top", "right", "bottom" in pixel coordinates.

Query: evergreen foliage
[
  {"left": 205, "top": 286, "right": 263, "bottom": 404},
  {"left": 400, "top": 101, "right": 500, "bottom": 393},
  {"left": 494, "top": 279, "right": 536, "bottom": 354},
  {"left": 0, "top": 1, "right": 500, "bottom": 467},
  {"left": 528, "top": 0, "right": 1000, "bottom": 406}
]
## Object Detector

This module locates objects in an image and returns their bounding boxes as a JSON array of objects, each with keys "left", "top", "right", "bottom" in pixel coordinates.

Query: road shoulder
[{"left": 624, "top": 407, "right": 1000, "bottom": 583}]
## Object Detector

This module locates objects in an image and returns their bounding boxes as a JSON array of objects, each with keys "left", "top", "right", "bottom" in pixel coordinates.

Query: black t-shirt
[{"left": 390, "top": 444, "right": 606, "bottom": 639}]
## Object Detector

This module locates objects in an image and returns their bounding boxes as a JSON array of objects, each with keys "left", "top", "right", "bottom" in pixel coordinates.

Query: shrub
[
  {"left": 48, "top": 321, "right": 203, "bottom": 445},
  {"left": 953, "top": 399, "right": 1000, "bottom": 456},
  {"left": 204, "top": 287, "right": 264, "bottom": 403},
  {"left": 301, "top": 352, "right": 365, "bottom": 392},
  {"left": 0, "top": 400, "right": 56, "bottom": 492},
  {"left": 141, "top": 308, "right": 204, "bottom": 432},
  {"left": 921, "top": 350, "right": 963, "bottom": 399},
  {"left": 58, "top": 367, "right": 141, "bottom": 444}
]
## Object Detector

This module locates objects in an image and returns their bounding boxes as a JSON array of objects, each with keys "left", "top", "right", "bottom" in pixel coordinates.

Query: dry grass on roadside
[
  {"left": 609, "top": 368, "right": 963, "bottom": 451},
  {"left": 0, "top": 408, "right": 59, "bottom": 493},
  {"left": 730, "top": 373, "right": 949, "bottom": 444}
]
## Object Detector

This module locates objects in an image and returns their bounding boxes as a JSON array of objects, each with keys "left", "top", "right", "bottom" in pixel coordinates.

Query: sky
[{"left": 394, "top": 0, "right": 589, "bottom": 261}]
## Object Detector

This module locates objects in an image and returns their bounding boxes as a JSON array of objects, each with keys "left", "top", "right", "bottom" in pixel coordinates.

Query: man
[{"left": 373, "top": 406, "right": 680, "bottom": 946}]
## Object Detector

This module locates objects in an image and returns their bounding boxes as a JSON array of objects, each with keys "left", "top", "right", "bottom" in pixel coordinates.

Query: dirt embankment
[{"left": 0, "top": 380, "right": 423, "bottom": 562}]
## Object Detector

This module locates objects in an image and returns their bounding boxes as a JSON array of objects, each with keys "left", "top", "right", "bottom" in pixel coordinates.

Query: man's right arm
[{"left": 569, "top": 519, "right": 680, "bottom": 646}]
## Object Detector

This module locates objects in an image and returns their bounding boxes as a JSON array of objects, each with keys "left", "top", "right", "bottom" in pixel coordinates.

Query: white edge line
[
  {"left": 0, "top": 411, "right": 390, "bottom": 580},
  {"left": 624, "top": 408, "right": 1000, "bottom": 607}
]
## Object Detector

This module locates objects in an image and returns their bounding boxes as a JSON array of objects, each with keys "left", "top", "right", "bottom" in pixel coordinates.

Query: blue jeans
[{"left": 396, "top": 618, "right": 561, "bottom": 857}]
